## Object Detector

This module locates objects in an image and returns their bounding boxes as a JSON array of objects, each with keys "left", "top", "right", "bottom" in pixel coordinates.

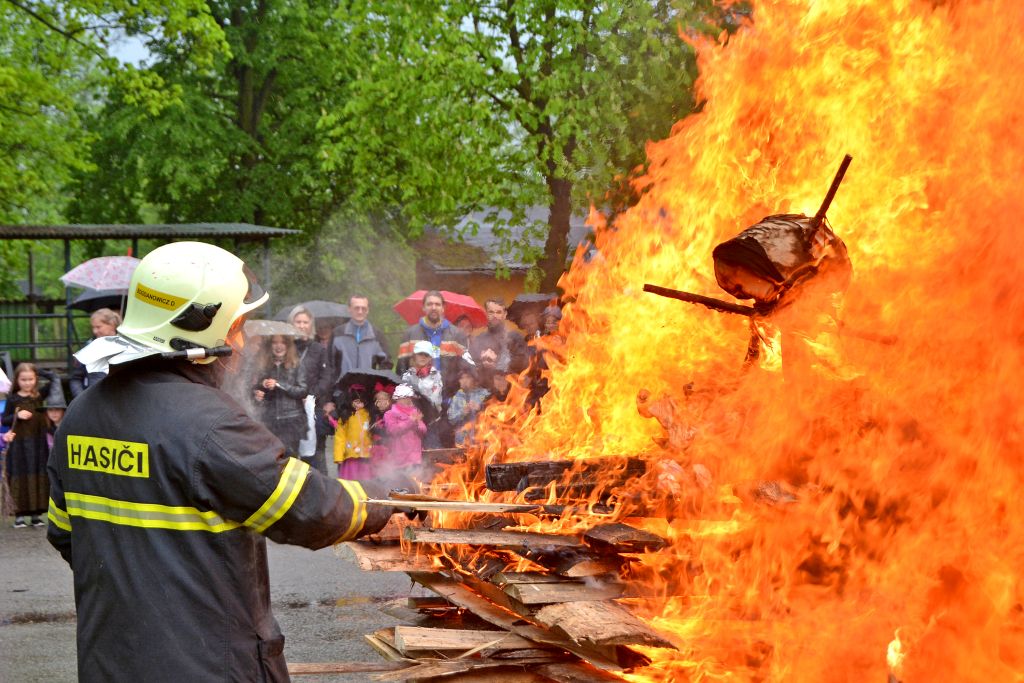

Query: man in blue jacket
[{"left": 394, "top": 290, "right": 469, "bottom": 398}]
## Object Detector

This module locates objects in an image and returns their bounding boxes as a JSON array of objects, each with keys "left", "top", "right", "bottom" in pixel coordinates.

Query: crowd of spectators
[
  {"left": 245, "top": 290, "right": 563, "bottom": 481},
  {"left": 1, "top": 291, "right": 564, "bottom": 524}
]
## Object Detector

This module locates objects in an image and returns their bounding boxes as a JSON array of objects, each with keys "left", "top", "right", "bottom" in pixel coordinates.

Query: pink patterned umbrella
[{"left": 60, "top": 256, "right": 140, "bottom": 290}]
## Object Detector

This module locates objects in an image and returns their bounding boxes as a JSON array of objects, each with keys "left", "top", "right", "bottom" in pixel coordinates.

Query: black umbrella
[
  {"left": 338, "top": 368, "right": 400, "bottom": 394},
  {"left": 274, "top": 300, "right": 350, "bottom": 324},
  {"left": 506, "top": 293, "right": 557, "bottom": 326},
  {"left": 69, "top": 288, "right": 128, "bottom": 314}
]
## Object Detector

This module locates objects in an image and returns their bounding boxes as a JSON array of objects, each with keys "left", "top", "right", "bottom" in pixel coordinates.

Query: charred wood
[
  {"left": 485, "top": 458, "right": 647, "bottom": 493},
  {"left": 512, "top": 546, "right": 626, "bottom": 578},
  {"left": 583, "top": 523, "right": 668, "bottom": 554},
  {"left": 643, "top": 283, "right": 759, "bottom": 316},
  {"left": 403, "top": 526, "right": 583, "bottom": 552}
]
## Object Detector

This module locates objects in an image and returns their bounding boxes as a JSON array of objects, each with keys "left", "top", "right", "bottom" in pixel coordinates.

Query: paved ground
[{"left": 0, "top": 519, "right": 412, "bottom": 682}]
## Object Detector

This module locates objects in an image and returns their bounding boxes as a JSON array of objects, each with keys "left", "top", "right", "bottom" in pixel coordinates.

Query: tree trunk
[{"left": 538, "top": 174, "right": 573, "bottom": 292}]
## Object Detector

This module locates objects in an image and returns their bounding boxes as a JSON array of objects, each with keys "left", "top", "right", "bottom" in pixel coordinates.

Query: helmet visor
[{"left": 242, "top": 264, "right": 266, "bottom": 306}]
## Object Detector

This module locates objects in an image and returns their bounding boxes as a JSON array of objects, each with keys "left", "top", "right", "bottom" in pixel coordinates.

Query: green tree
[
  {"left": 0, "top": 0, "right": 225, "bottom": 221},
  {"left": 69, "top": 0, "right": 372, "bottom": 299},
  {"left": 0, "top": 0, "right": 225, "bottom": 296},
  {"left": 321, "top": 1, "right": 744, "bottom": 291}
]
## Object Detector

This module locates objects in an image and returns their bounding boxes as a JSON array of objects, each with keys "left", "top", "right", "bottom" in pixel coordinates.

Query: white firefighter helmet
[{"left": 112, "top": 241, "right": 268, "bottom": 362}]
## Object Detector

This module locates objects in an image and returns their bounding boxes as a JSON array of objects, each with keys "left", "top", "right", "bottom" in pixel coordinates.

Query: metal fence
[{"left": 0, "top": 300, "right": 89, "bottom": 369}]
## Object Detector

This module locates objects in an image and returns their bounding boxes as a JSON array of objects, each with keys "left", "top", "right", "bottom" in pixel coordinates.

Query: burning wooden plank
[
  {"left": 534, "top": 601, "right": 676, "bottom": 650},
  {"left": 485, "top": 458, "right": 647, "bottom": 493},
  {"left": 421, "top": 447, "right": 467, "bottom": 466},
  {"left": 407, "top": 571, "right": 628, "bottom": 671},
  {"left": 406, "top": 595, "right": 456, "bottom": 611},
  {"left": 287, "top": 661, "right": 411, "bottom": 676},
  {"left": 583, "top": 523, "right": 668, "bottom": 554},
  {"left": 403, "top": 526, "right": 583, "bottom": 551},
  {"left": 367, "top": 498, "right": 574, "bottom": 516},
  {"left": 492, "top": 571, "right": 625, "bottom": 607},
  {"left": 492, "top": 571, "right": 571, "bottom": 586},
  {"left": 557, "top": 557, "right": 624, "bottom": 578},
  {"left": 504, "top": 580, "right": 624, "bottom": 606}
]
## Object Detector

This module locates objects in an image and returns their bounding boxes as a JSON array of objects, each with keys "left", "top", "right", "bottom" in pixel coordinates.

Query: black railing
[{"left": 0, "top": 300, "right": 89, "bottom": 369}]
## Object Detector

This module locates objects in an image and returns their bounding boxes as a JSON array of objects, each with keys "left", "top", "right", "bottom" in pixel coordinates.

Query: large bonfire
[{"left": 438, "top": 0, "right": 1023, "bottom": 681}]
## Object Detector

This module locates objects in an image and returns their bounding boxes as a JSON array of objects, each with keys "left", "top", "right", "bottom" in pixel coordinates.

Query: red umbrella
[{"left": 393, "top": 290, "right": 487, "bottom": 327}]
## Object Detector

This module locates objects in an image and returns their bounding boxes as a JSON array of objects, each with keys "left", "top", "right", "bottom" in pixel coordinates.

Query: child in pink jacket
[{"left": 380, "top": 384, "right": 426, "bottom": 473}]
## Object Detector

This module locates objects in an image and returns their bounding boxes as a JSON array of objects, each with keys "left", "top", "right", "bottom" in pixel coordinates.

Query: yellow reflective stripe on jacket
[
  {"left": 48, "top": 498, "right": 72, "bottom": 531},
  {"left": 64, "top": 492, "right": 240, "bottom": 533},
  {"left": 244, "top": 457, "right": 309, "bottom": 534},
  {"left": 337, "top": 479, "right": 367, "bottom": 541}
]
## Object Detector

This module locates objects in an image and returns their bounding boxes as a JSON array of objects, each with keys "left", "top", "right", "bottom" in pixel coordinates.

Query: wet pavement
[{"left": 0, "top": 519, "right": 412, "bottom": 682}]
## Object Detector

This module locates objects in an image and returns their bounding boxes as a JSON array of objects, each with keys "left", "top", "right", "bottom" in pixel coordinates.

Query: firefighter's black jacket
[{"left": 47, "top": 358, "right": 391, "bottom": 682}]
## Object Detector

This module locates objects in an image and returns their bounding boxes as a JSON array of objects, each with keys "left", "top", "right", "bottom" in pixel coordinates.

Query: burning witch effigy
[{"left": 337, "top": 1, "right": 1024, "bottom": 681}]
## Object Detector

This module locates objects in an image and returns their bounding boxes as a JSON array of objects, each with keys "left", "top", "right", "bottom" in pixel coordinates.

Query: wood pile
[{"left": 310, "top": 455, "right": 682, "bottom": 682}]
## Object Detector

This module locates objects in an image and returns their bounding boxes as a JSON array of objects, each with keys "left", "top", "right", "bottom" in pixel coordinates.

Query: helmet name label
[
  {"left": 67, "top": 435, "right": 149, "bottom": 478},
  {"left": 135, "top": 282, "right": 186, "bottom": 311}
]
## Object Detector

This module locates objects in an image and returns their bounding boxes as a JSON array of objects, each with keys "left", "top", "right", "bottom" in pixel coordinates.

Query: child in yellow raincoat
[{"left": 330, "top": 386, "right": 373, "bottom": 479}]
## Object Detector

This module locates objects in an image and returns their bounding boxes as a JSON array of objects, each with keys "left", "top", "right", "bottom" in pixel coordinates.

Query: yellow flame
[{"left": 435, "top": 1, "right": 1024, "bottom": 679}]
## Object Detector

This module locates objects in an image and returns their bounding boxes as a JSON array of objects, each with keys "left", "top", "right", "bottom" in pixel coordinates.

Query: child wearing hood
[
  {"left": 380, "top": 383, "right": 426, "bottom": 474},
  {"left": 447, "top": 366, "right": 490, "bottom": 446},
  {"left": 330, "top": 385, "right": 373, "bottom": 480},
  {"left": 400, "top": 340, "right": 444, "bottom": 447},
  {"left": 38, "top": 369, "right": 67, "bottom": 450}
]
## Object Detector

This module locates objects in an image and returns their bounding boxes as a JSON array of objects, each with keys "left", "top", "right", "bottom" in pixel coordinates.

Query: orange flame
[{"left": 437, "top": 0, "right": 1024, "bottom": 680}]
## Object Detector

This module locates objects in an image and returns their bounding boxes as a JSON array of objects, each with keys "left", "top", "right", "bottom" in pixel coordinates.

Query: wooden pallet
[{"left": 330, "top": 504, "right": 675, "bottom": 682}]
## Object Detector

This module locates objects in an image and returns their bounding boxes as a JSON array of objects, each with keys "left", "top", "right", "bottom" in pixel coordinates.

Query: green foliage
[
  {"left": 0, "top": 0, "right": 226, "bottom": 295},
  {"left": 319, "top": 0, "right": 740, "bottom": 289},
  {"left": 0, "top": 0, "right": 226, "bottom": 223},
  {"left": 0, "top": 5, "right": 96, "bottom": 225},
  {"left": 4, "top": 0, "right": 742, "bottom": 304},
  {"left": 69, "top": 1, "right": 349, "bottom": 282}
]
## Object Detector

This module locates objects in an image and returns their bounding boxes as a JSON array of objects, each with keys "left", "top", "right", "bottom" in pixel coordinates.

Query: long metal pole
[
  {"left": 64, "top": 239, "right": 73, "bottom": 371},
  {"left": 27, "top": 246, "right": 38, "bottom": 363},
  {"left": 262, "top": 238, "right": 271, "bottom": 315}
]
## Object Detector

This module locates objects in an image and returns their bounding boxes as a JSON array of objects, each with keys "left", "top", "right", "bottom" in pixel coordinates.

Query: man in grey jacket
[
  {"left": 329, "top": 295, "right": 389, "bottom": 379},
  {"left": 324, "top": 295, "right": 389, "bottom": 417}
]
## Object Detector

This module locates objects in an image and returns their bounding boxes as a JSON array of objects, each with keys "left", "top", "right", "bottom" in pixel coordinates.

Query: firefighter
[{"left": 47, "top": 242, "right": 402, "bottom": 682}]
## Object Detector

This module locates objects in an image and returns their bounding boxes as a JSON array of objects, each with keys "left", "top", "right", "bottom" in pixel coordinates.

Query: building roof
[
  {"left": 417, "top": 206, "right": 594, "bottom": 274},
  {"left": 0, "top": 223, "right": 300, "bottom": 240}
]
